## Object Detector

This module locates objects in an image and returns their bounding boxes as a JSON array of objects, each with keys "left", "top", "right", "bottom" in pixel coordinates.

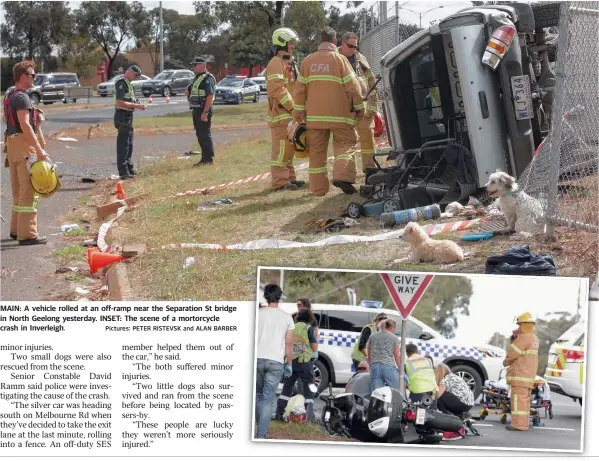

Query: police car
[
  {"left": 215, "top": 76, "right": 261, "bottom": 104},
  {"left": 279, "top": 302, "right": 504, "bottom": 398}
]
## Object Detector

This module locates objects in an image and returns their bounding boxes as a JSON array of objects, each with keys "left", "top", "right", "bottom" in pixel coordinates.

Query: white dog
[
  {"left": 401, "top": 222, "right": 464, "bottom": 264},
  {"left": 485, "top": 170, "right": 545, "bottom": 237}
]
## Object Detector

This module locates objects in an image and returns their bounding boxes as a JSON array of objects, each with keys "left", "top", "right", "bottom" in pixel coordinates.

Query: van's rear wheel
[
  {"left": 294, "top": 359, "right": 330, "bottom": 395},
  {"left": 450, "top": 364, "right": 483, "bottom": 399},
  {"left": 532, "top": 2, "right": 561, "bottom": 28}
]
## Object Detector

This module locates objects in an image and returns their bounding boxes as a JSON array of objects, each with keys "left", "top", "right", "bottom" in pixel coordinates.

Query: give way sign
[{"left": 380, "top": 272, "right": 435, "bottom": 319}]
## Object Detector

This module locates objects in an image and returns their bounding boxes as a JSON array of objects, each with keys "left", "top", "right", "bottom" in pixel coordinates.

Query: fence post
[{"left": 544, "top": 3, "right": 570, "bottom": 238}]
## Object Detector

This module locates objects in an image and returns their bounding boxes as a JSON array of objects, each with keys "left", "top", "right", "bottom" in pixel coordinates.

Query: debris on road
[
  {"left": 183, "top": 256, "right": 196, "bottom": 269},
  {"left": 81, "top": 178, "right": 96, "bottom": 183},
  {"left": 58, "top": 224, "right": 80, "bottom": 232},
  {"left": 197, "top": 198, "right": 234, "bottom": 211},
  {"left": 57, "top": 137, "right": 78, "bottom": 142}
]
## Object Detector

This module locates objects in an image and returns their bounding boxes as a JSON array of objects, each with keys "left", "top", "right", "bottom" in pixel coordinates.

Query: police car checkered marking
[{"left": 319, "top": 331, "right": 485, "bottom": 361}]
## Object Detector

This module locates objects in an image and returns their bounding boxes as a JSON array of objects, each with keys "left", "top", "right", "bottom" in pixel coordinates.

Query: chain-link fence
[
  {"left": 359, "top": 2, "right": 421, "bottom": 104},
  {"left": 518, "top": 1, "right": 599, "bottom": 246}
]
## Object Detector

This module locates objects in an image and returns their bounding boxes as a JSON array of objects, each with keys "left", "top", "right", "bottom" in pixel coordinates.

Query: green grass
[
  {"left": 65, "top": 273, "right": 87, "bottom": 283},
  {"left": 77, "top": 195, "right": 93, "bottom": 206},
  {"left": 64, "top": 228, "right": 85, "bottom": 237},
  {"left": 132, "top": 102, "right": 267, "bottom": 129},
  {"left": 53, "top": 245, "right": 86, "bottom": 264}
]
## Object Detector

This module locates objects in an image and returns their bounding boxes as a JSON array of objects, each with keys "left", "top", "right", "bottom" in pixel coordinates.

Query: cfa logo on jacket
[{"left": 310, "top": 63, "right": 330, "bottom": 73}]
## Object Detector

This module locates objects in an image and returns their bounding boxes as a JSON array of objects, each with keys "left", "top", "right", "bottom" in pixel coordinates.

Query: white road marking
[
  {"left": 533, "top": 426, "right": 575, "bottom": 431},
  {"left": 472, "top": 423, "right": 494, "bottom": 427}
]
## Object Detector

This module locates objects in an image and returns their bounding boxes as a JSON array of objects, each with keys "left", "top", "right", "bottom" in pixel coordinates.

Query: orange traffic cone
[
  {"left": 116, "top": 183, "right": 126, "bottom": 200},
  {"left": 148, "top": 94, "right": 153, "bottom": 104},
  {"left": 166, "top": 95, "right": 171, "bottom": 103},
  {"left": 89, "top": 251, "right": 126, "bottom": 274}
]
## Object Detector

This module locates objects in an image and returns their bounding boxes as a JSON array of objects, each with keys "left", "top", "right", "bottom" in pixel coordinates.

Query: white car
[
  {"left": 252, "top": 76, "right": 266, "bottom": 92},
  {"left": 97, "top": 74, "right": 151, "bottom": 97},
  {"left": 214, "top": 76, "right": 261, "bottom": 104},
  {"left": 544, "top": 319, "right": 586, "bottom": 405},
  {"left": 278, "top": 302, "right": 504, "bottom": 398}
]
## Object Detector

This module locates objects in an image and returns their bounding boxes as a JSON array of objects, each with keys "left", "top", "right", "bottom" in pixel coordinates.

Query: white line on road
[
  {"left": 533, "top": 426, "right": 576, "bottom": 431},
  {"left": 472, "top": 423, "right": 494, "bottom": 427}
]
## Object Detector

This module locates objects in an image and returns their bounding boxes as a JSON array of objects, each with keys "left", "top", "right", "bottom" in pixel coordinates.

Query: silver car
[
  {"left": 97, "top": 74, "right": 151, "bottom": 97},
  {"left": 214, "top": 77, "right": 261, "bottom": 104}
]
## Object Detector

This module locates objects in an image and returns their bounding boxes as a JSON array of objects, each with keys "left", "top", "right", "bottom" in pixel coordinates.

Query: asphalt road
[
  {"left": 309, "top": 389, "right": 582, "bottom": 451},
  {"left": 0, "top": 128, "right": 263, "bottom": 301},
  {"left": 37, "top": 94, "right": 268, "bottom": 133}
]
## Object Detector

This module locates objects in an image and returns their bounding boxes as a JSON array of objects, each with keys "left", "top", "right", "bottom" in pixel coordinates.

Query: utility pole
[{"left": 159, "top": 1, "right": 164, "bottom": 72}]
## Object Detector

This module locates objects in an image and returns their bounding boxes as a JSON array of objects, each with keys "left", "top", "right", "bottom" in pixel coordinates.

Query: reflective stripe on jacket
[
  {"left": 292, "top": 322, "right": 314, "bottom": 363},
  {"left": 188, "top": 72, "right": 215, "bottom": 108},
  {"left": 113, "top": 77, "right": 135, "bottom": 112},
  {"left": 266, "top": 52, "right": 296, "bottom": 127},
  {"left": 351, "top": 324, "right": 374, "bottom": 362},
  {"left": 504, "top": 332, "right": 539, "bottom": 389},
  {"left": 406, "top": 354, "right": 438, "bottom": 394},
  {"left": 293, "top": 42, "right": 364, "bottom": 129}
]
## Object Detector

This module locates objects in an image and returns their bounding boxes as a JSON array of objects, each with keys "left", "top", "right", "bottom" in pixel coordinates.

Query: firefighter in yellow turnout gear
[
  {"left": 338, "top": 32, "right": 378, "bottom": 170},
  {"left": 405, "top": 344, "right": 438, "bottom": 402},
  {"left": 293, "top": 27, "right": 364, "bottom": 196},
  {"left": 275, "top": 310, "right": 318, "bottom": 421},
  {"left": 504, "top": 312, "right": 539, "bottom": 431},
  {"left": 266, "top": 28, "right": 305, "bottom": 191}
]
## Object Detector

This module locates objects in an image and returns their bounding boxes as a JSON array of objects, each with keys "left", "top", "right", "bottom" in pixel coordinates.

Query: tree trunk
[
  {"left": 275, "top": 1, "right": 284, "bottom": 25},
  {"left": 248, "top": 64, "right": 254, "bottom": 78}
]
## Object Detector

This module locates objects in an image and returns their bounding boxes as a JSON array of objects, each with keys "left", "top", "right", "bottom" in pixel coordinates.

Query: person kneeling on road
[
  {"left": 405, "top": 344, "right": 438, "bottom": 403},
  {"left": 275, "top": 309, "right": 319, "bottom": 421}
]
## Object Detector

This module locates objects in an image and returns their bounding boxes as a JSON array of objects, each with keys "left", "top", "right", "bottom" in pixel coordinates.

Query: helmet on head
[
  {"left": 287, "top": 120, "right": 308, "bottom": 158},
  {"left": 272, "top": 28, "right": 300, "bottom": 47},
  {"left": 30, "top": 160, "right": 61, "bottom": 198},
  {"left": 516, "top": 312, "right": 536, "bottom": 324}
]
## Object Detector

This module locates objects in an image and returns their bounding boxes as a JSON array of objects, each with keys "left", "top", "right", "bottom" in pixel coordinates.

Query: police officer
[
  {"left": 187, "top": 57, "right": 216, "bottom": 166},
  {"left": 114, "top": 65, "right": 145, "bottom": 179},
  {"left": 351, "top": 313, "right": 388, "bottom": 371}
]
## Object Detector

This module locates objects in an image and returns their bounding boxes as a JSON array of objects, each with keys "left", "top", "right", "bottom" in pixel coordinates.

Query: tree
[
  {"left": 488, "top": 332, "right": 508, "bottom": 349},
  {"left": 534, "top": 312, "right": 577, "bottom": 375},
  {"left": 59, "top": 36, "right": 105, "bottom": 79},
  {"left": 1, "top": 1, "right": 72, "bottom": 67},
  {"left": 167, "top": 12, "right": 219, "bottom": 66},
  {"left": 137, "top": 7, "right": 181, "bottom": 72},
  {"left": 75, "top": 1, "right": 149, "bottom": 78},
  {"left": 285, "top": 1, "right": 328, "bottom": 55}
]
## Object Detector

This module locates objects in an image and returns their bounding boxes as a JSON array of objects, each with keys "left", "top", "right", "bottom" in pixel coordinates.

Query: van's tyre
[
  {"left": 30, "top": 93, "right": 41, "bottom": 105},
  {"left": 100, "top": 94, "right": 107, "bottom": 97},
  {"left": 162, "top": 86, "right": 171, "bottom": 97},
  {"left": 314, "top": 360, "right": 329, "bottom": 394},
  {"left": 450, "top": 364, "right": 483, "bottom": 399},
  {"left": 532, "top": 2, "right": 561, "bottom": 29},
  {"left": 42, "top": 102, "right": 54, "bottom": 105}
]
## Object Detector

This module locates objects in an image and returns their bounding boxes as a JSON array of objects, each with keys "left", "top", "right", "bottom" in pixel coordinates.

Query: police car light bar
[
  {"left": 360, "top": 300, "right": 384, "bottom": 309},
  {"left": 482, "top": 25, "right": 517, "bottom": 70}
]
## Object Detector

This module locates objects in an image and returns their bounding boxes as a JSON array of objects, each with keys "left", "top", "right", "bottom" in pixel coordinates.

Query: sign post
[{"left": 380, "top": 272, "right": 435, "bottom": 395}]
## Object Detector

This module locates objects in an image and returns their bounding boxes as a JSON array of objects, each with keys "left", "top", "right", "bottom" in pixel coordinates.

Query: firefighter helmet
[
  {"left": 287, "top": 120, "right": 308, "bottom": 158},
  {"left": 516, "top": 312, "right": 536, "bottom": 324},
  {"left": 272, "top": 28, "right": 299, "bottom": 47},
  {"left": 30, "top": 160, "right": 61, "bottom": 198}
]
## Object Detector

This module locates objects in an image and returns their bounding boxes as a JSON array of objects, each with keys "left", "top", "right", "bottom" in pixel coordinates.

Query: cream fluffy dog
[
  {"left": 485, "top": 170, "right": 545, "bottom": 237},
  {"left": 401, "top": 222, "right": 464, "bottom": 263}
]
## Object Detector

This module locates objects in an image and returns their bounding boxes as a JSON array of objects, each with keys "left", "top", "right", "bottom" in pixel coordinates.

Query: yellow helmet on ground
[
  {"left": 516, "top": 312, "right": 536, "bottom": 324},
  {"left": 272, "top": 28, "right": 299, "bottom": 47},
  {"left": 30, "top": 160, "right": 61, "bottom": 198}
]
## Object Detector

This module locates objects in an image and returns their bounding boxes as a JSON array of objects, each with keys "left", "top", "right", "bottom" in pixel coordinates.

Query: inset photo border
[{"left": 252, "top": 266, "right": 589, "bottom": 453}]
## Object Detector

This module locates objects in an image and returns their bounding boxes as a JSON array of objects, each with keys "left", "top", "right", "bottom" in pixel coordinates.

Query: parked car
[
  {"left": 251, "top": 76, "right": 266, "bottom": 92},
  {"left": 544, "top": 319, "right": 587, "bottom": 406},
  {"left": 97, "top": 74, "right": 151, "bottom": 97},
  {"left": 277, "top": 302, "right": 504, "bottom": 397},
  {"left": 9, "top": 73, "right": 81, "bottom": 105},
  {"left": 141, "top": 69, "right": 195, "bottom": 97},
  {"left": 215, "top": 76, "right": 261, "bottom": 104}
]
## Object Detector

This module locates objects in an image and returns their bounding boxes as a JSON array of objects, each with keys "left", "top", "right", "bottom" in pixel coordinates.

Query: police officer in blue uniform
[
  {"left": 113, "top": 65, "right": 146, "bottom": 179},
  {"left": 186, "top": 57, "right": 216, "bottom": 166}
]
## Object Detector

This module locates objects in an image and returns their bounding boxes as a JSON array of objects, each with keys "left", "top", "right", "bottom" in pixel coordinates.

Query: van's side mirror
[{"left": 419, "top": 332, "right": 434, "bottom": 341}]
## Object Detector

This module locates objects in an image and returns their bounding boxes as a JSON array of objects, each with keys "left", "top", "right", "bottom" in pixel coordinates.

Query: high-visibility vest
[
  {"left": 113, "top": 77, "right": 135, "bottom": 111},
  {"left": 292, "top": 322, "right": 314, "bottom": 363},
  {"left": 188, "top": 72, "right": 215, "bottom": 108},
  {"left": 406, "top": 354, "right": 438, "bottom": 394},
  {"left": 351, "top": 324, "right": 374, "bottom": 362}
]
